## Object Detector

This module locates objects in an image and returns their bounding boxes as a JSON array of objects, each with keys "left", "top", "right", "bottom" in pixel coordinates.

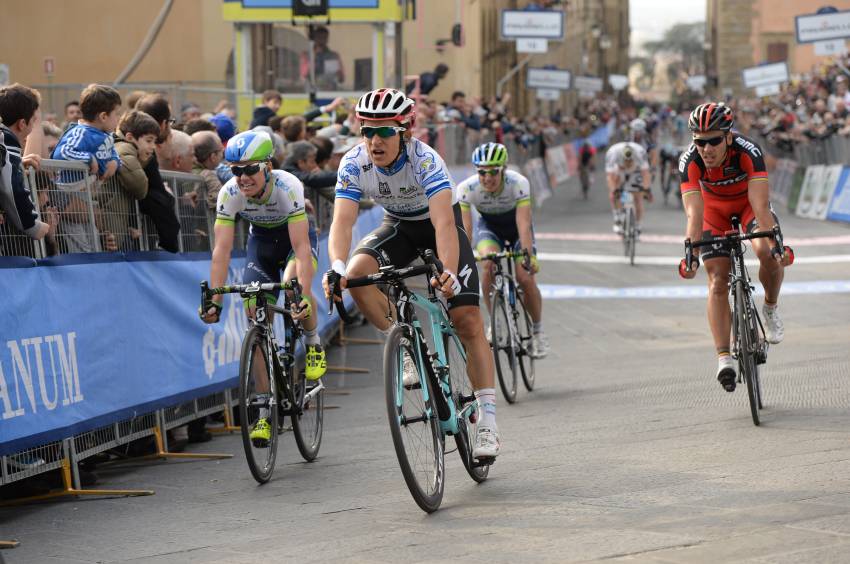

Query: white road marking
[
  {"left": 540, "top": 280, "right": 850, "bottom": 300},
  {"left": 537, "top": 232, "right": 850, "bottom": 246},
  {"left": 538, "top": 252, "right": 850, "bottom": 266}
]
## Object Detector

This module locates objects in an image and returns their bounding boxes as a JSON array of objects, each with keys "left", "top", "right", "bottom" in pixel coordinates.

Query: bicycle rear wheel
[
  {"left": 238, "top": 326, "right": 279, "bottom": 484},
  {"left": 516, "top": 294, "right": 536, "bottom": 391},
  {"left": 627, "top": 207, "right": 637, "bottom": 266},
  {"left": 384, "top": 325, "right": 445, "bottom": 513},
  {"left": 490, "top": 290, "right": 518, "bottom": 404},
  {"left": 735, "top": 282, "right": 761, "bottom": 426},
  {"left": 444, "top": 332, "right": 489, "bottom": 483},
  {"left": 290, "top": 337, "right": 324, "bottom": 462}
]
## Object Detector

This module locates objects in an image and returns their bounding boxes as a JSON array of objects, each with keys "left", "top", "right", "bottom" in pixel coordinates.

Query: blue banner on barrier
[
  {"left": 827, "top": 166, "right": 850, "bottom": 224},
  {"left": 0, "top": 207, "right": 383, "bottom": 454}
]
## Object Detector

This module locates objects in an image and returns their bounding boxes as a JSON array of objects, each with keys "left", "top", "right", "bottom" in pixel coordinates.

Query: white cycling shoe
[
  {"left": 472, "top": 425, "right": 501, "bottom": 459},
  {"left": 402, "top": 354, "right": 419, "bottom": 388},
  {"left": 762, "top": 304, "right": 784, "bottom": 344},
  {"left": 716, "top": 355, "right": 737, "bottom": 392},
  {"left": 532, "top": 332, "right": 550, "bottom": 359}
]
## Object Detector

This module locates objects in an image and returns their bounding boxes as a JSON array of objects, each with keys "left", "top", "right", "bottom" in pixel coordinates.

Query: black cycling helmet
[{"left": 688, "top": 102, "right": 734, "bottom": 133}]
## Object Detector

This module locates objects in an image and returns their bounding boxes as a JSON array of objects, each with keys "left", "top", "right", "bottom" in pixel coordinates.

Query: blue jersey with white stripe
[
  {"left": 334, "top": 138, "right": 455, "bottom": 221},
  {"left": 51, "top": 123, "right": 120, "bottom": 184}
]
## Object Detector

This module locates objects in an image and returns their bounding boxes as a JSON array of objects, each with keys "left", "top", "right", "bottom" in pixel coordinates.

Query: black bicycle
[
  {"left": 477, "top": 249, "right": 535, "bottom": 403},
  {"left": 614, "top": 182, "right": 651, "bottom": 266},
  {"left": 680, "top": 217, "right": 793, "bottom": 426},
  {"left": 201, "top": 279, "right": 324, "bottom": 483}
]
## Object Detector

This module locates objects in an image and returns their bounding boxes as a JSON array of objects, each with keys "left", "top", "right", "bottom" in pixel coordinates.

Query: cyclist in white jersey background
[
  {"left": 456, "top": 142, "right": 550, "bottom": 358},
  {"left": 605, "top": 141, "right": 653, "bottom": 234},
  {"left": 200, "top": 130, "right": 325, "bottom": 447},
  {"left": 323, "top": 88, "right": 501, "bottom": 459}
]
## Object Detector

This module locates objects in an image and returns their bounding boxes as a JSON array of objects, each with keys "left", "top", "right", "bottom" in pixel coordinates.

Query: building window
[{"left": 767, "top": 42, "right": 788, "bottom": 64}]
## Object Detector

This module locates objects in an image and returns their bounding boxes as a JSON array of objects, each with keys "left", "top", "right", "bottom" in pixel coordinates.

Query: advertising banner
[
  {"left": 796, "top": 9, "right": 850, "bottom": 43},
  {"left": 501, "top": 10, "right": 565, "bottom": 40},
  {"left": 795, "top": 164, "right": 824, "bottom": 217},
  {"left": 827, "top": 166, "right": 850, "bottom": 223},
  {"left": 0, "top": 208, "right": 383, "bottom": 454}
]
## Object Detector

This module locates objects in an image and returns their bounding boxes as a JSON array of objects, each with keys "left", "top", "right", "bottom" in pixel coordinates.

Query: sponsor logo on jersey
[
  {"left": 378, "top": 181, "right": 390, "bottom": 195},
  {"left": 344, "top": 162, "right": 360, "bottom": 177},
  {"left": 419, "top": 154, "right": 437, "bottom": 173},
  {"left": 678, "top": 145, "right": 696, "bottom": 173},
  {"left": 362, "top": 163, "right": 373, "bottom": 172},
  {"left": 399, "top": 184, "right": 416, "bottom": 196},
  {"left": 734, "top": 137, "right": 762, "bottom": 157}
]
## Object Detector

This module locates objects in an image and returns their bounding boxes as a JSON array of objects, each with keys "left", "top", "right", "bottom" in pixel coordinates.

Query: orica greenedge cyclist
[
  {"left": 200, "top": 130, "right": 326, "bottom": 446},
  {"left": 456, "top": 142, "right": 550, "bottom": 358}
]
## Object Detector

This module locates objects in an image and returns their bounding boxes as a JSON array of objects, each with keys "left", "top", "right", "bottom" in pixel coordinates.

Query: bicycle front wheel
[
  {"left": 491, "top": 290, "right": 518, "bottom": 404},
  {"left": 238, "top": 326, "right": 279, "bottom": 484},
  {"left": 627, "top": 207, "right": 637, "bottom": 266},
  {"left": 444, "top": 333, "right": 489, "bottom": 483},
  {"left": 384, "top": 325, "right": 445, "bottom": 513},
  {"left": 290, "top": 344, "right": 324, "bottom": 462},
  {"left": 735, "top": 281, "right": 761, "bottom": 426},
  {"left": 516, "top": 294, "right": 536, "bottom": 391}
]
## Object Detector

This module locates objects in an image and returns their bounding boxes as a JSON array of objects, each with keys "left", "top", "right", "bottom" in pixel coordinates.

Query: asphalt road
[{"left": 3, "top": 168, "right": 850, "bottom": 564}]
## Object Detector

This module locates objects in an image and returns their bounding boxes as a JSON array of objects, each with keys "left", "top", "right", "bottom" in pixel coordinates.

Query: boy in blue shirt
[{"left": 51, "top": 84, "right": 122, "bottom": 252}]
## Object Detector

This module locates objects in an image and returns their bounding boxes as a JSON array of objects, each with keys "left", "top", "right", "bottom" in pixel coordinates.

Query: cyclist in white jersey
[
  {"left": 605, "top": 141, "right": 653, "bottom": 234},
  {"left": 200, "top": 131, "right": 325, "bottom": 447},
  {"left": 323, "top": 88, "right": 500, "bottom": 459},
  {"left": 456, "top": 142, "right": 549, "bottom": 358}
]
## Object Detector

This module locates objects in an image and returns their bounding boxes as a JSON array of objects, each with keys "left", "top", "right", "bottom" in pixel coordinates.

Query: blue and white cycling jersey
[
  {"left": 215, "top": 169, "right": 307, "bottom": 235},
  {"left": 334, "top": 138, "right": 456, "bottom": 221}
]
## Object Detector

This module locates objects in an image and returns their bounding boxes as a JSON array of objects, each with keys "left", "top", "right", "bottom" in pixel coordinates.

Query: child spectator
[
  {"left": 249, "top": 90, "right": 282, "bottom": 129},
  {"left": 100, "top": 110, "right": 159, "bottom": 251},
  {"left": 50, "top": 84, "right": 122, "bottom": 253}
]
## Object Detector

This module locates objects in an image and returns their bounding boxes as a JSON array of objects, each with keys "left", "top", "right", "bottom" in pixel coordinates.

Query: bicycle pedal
[{"left": 472, "top": 456, "right": 495, "bottom": 468}]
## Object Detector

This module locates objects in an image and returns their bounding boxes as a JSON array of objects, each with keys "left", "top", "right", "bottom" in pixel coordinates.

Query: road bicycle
[
  {"left": 201, "top": 279, "right": 324, "bottom": 482},
  {"left": 680, "top": 217, "right": 793, "bottom": 426},
  {"left": 477, "top": 249, "right": 535, "bottom": 403},
  {"left": 614, "top": 182, "right": 651, "bottom": 266},
  {"left": 327, "top": 251, "right": 489, "bottom": 513}
]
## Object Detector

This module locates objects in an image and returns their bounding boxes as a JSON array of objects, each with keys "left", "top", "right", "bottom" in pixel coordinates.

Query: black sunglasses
[
  {"left": 230, "top": 163, "right": 264, "bottom": 177},
  {"left": 477, "top": 168, "right": 502, "bottom": 176},
  {"left": 693, "top": 136, "right": 725, "bottom": 147},
  {"left": 361, "top": 126, "right": 406, "bottom": 139}
]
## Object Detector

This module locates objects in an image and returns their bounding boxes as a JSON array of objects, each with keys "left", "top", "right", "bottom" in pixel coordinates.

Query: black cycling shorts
[
  {"left": 701, "top": 209, "right": 780, "bottom": 261},
  {"left": 353, "top": 204, "right": 480, "bottom": 309}
]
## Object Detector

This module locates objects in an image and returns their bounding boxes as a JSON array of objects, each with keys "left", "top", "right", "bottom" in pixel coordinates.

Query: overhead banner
[
  {"left": 814, "top": 39, "right": 847, "bottom": 55},
  {"left": 536, "top": 88, "right": 561, "bottom": 100},
  {"left": 501, "top": 10, "right": 565, "bottom": 40},
  {"left": 796, "top": 9, "right": 850, "bottom": 43},
  {"left": 527, "top": 67, "right": 571, "bottom": 90},
  {"left": 0, "top": 208, "right": 384, "bottom": 454},
  {"left": 742, "top": 62, "right": 789, "bottom": 88}
]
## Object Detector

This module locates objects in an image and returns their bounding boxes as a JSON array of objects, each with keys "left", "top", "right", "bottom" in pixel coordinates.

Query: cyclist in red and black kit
[{"left": 679, "top": 102, "right": 788, "bottom": 392}]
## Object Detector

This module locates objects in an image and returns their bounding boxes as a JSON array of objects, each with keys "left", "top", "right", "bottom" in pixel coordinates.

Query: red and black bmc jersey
[{"left": 679, "top": 134, "right": 768, "bottom": 201}]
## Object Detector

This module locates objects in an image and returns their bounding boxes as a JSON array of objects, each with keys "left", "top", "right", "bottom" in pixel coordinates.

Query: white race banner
[
  {"left": 501, "top": 10, "right": 565, "bottom": 40},
  {"left": 796, "top": 10, "right": 850, "bottom": 43},
  {"left": 574, "top": 75, "right": 604, "bottom": 93},
  {"left": 796, "top": 165, "right": 825, "bottom": 218},
  {"left": 755, "top": 83, "right": 781, "bottom": 97},
  {"left": 742, "top": 62, "right": 789, "bottom": 88},
  {"left": 815, "top": 164, "right": 843, "bottom": 220},
  {"left": 814, "top": 39, "right": 847, "bottom": 56},
  {"left": 608, "top": 74, "right": 628, "bottom": 91},
  {"left": 517, "top": 38, "right": 548, "bottom": 53},
  {"left": 527, "top": 67, "right": 571, "bottom": 90},
  {"left": 536, "top": 88, "right": 560, "bottom": 101}
]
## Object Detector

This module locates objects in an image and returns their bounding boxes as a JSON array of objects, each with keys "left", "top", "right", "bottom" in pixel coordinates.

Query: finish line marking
[
  {"left": 537, "top": 232, "right": 850, "bottom": 246},
  {"left": 537, "top": 252, "right": 850, "bottom": 266},
  {"left": 540, "top": 280, "right": 850, "bottom": 300}
]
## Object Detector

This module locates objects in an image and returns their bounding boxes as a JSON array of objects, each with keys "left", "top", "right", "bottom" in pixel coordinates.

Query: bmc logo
[{"left": 0, "top": 333, "right": 83, "bottom": 420}]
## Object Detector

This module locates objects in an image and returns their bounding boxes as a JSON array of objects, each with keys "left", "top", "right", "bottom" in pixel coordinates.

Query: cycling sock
[
  {"left": 717, "top": 350, "right": 731, "bottom": 359},
  {"left": 764, "top": 300, "right": 777, "bottom": 310},
  {"left": 304, "top": 327, "right": 320, "bottom": 346},
  {"left": 257, "top": 395, "right": 270, "bottom": 420},
  {"left": 475, "top": 388, "right": 497, "bottom": 427},
  {"left": 533, "top": 321, "right": 543, "bottom": 335}
]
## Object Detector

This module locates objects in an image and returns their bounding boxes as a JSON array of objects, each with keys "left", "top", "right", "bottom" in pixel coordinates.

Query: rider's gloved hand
[
  {"left": 292, "top": 296, "right": 312, "bottom": 321},
  {"left": 323, "top": 259, "right": 347, "bottom": 300},
  {"left": 199, "top": 300, "right": 223, "bottom": 324},
  {"left": 678, "top": 256, "right": 699, "bottom": 279},
  {"left": 432, "top": 270, "right": 461, "bottom": 298}
]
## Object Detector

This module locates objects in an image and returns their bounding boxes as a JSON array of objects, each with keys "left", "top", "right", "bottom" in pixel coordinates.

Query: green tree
[{"left": 643, "top": 21, "right": 706, "bottom": 77}]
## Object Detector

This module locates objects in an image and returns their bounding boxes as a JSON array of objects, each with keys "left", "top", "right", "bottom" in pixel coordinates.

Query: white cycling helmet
[
  {"left": 629, "top": 118, "right": 647, "bottom": 132},
  {"left": 355, "top": 88, "right": 416, "bottom": 126}
]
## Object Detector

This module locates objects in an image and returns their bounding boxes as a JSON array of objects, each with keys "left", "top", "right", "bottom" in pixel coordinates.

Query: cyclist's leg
[
  {"left": 634, "top": 190, "right": 645, "bottom": 226},
  {"left": 475, "top": 221, "right": 501, "bottom": 314},
  {"left": 745, "top": 207, "right": 784, "bottom": 303},
  {"left": 348, "top": 216, "right": 419, "bottom": 331},
  {"left": 701, "top": 207, "right": 734, "bottom": 359}
]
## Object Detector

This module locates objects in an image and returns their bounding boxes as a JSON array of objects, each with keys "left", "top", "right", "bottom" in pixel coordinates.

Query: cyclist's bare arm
[
  {"left": 516, "top": 203, "right": 534, "bottom": 256},
  {"left": 682, "top": 190, "right": 704, "bottom": 244},
  {"left": 327, "top": 198, "right": 359, "bottom": 275},
  {"left": 460, "top": 206, "right": 474, "bottom": 243},
  {"left": 210, "top": 223, "right": 235, "bottom": 304},
  {"left": 429, "top": 190, "right": 460, "bottom": 279},
  {"left": 288, "top": 217, "right": 315, "bottom": 300},
  {"left": 606, "top": 171, "right": 621, "bottom": 191},
  {"left": 747, "top": 179, "right": 775, "bottom": 231}
]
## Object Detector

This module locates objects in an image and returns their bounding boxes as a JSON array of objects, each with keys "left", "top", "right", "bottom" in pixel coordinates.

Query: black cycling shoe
[{"left": 717, "top": 367, "right": 737, "bottom": 392}]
